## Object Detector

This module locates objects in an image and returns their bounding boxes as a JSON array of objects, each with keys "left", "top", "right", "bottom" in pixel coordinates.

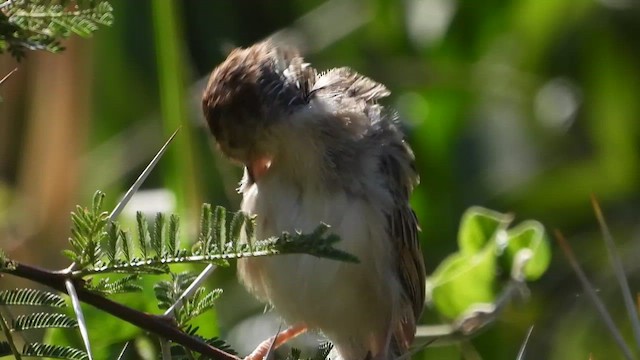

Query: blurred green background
[{"left": 1, "top": 0, "right": 639, "bottom": 359}]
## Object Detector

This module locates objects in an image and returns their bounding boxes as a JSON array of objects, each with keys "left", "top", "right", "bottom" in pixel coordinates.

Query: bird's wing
[
  {"left": 272, "top": 46, "right": 317, "bottom": 105},
  {"left": 380, "top": 143, "right": 426, "bottom": 353},
  {"left": 312, "top": 67, "right": 390, "bottom": 103}
]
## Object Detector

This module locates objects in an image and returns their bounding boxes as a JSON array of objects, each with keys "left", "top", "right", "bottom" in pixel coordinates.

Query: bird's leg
[{"left": 244, "top": 323, "right": 308, "bottom": 360}]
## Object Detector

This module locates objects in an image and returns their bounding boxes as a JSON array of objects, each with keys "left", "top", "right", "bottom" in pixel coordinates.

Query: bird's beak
[{"left": 247, "top": 153, "right": 272, "bottom": 182}]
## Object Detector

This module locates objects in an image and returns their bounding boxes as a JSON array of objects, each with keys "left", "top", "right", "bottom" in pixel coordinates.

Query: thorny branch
[{"left": 3, "top": 261, "right": 240, "bottom": 360}]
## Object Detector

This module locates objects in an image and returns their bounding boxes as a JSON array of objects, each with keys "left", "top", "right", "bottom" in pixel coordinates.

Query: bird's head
[{"left": 202, "top": 41, "right": 315, "bottom": 181}]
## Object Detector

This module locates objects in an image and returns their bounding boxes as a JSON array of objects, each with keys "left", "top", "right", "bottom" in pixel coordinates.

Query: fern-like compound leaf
[
  {"left": 199, "top": 204, "right": 213, "bottom": 252},
  {"left": 22, "top": 343, "right": 88, "bottom": 360},
  {"left": 12, "top": 312, "right": 78, "bottom": 331},
  {"left": 213, "top": 206, "right": 226, "bottom": 253},
  {"left": 1, "top": 0, "right": 114, "bottom": 60},
  {"left": 151, "top": 213, "right": 165, "bottom": 256},
  {"left": 0, "top": 289, "right": 65, "bottom": 307},
  {"left": 182, "top": 325, "right": 238, "bottom": 356},
  {"left": 167, "top": 214, "right": 179, "bottom": 257},
  {"left": 87, "top": 274, "right": 142, "bottom": 295},
  {"left": 189, "top": 289, "right": 223, "bottom": 320},
  {"left": 105, "top": 223, "right": 118, "bottom": 263},
  {"left": 136, "top": 211, "right": 150, "bottom": 259}
]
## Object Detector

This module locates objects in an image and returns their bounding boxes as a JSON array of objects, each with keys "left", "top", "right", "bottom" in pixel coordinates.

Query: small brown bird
[{"left": 202, "top": 41, "right": 425, "bottom": 360}]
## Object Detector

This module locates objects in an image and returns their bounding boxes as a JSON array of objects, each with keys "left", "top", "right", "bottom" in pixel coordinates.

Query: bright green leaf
[
  {"left": 503, "top": 220, "right": 551, "bottom": 280},
  {"left": 458, "top": 206, "right": 513, "bottom": 255},
  {"left": 427, "top": 244, "right": 497, "bottom": 319}
]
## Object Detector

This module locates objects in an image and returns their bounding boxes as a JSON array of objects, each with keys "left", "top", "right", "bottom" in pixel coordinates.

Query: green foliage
[
  {"left": 0, "top": 248, "right": 14, "bottom": 271},
  {"left": 457, "top": 207, "right": 513, "bottom": 255},
  {"left": 64, "top": 191, "right": 109, "bottom": 268},
  {"left": 13, "top": 312, "right": 78, "bottom": 331},
  {"left": 154, "top": 271, "right": 222, "bottom": 324},
  {"left": 65, "top": 192, "right": 357, "bottom": 282},
  {"left": 153, "top": 271, "right": 234, "bottom": 358},
  {"left": 22, "top": 343, "right": 88, "bottom": 360},
  {"left": 0, "top": 288, "right": 66, "bottom": 307},
  {"left": 0, "top": 191, "right": 361, "bottom": 358},
  {"left": 284, "top": 342, "right": 333, "bottom": 360},
  {"left": 270, "top": 223, "right": 360, "bottom": 263},
  {"left": 503, "top": 220, "right": 550, "bottom": 281},
  {"left": 426, "top": 207, "right": 551, "bottom": 319},
  {"left": 170, "top": 325, "right": 238, "bottom": 359},
  {"left": 0, "top": 288, "right": 88, "bottom": 360},
  {"left": 86, "top": 274, "right": 143, "bottom": 295},
  {"left": 0, "top": 0, "right": 113, "bottom": 60}
]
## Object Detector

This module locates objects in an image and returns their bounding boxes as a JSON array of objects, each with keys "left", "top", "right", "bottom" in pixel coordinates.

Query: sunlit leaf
[
  {"left": 503, "top": 220, "right": 551, "bottom": 280},
  {"left": 427, "top": 244, "right": 497, "bottom": 319},
  {"left": 458, "top": 206, "right": 513, "bottom": 255}
]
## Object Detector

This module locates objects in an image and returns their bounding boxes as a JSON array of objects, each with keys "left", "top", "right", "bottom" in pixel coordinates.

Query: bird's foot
[{"left": 244, "top": 324, "right": 308, "bottom": 360}]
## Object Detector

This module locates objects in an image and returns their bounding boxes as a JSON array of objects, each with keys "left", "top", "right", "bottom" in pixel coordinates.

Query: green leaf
[
  {"left": 189, "top": 289, "right": 223, "bottom": 320},
  {"left": 105, "top": 223, "right": 118, "bottom": 263},
  {"left": 0, "top": 289, "right": 65, "bottom": 307},
  {"left": 213, "top": 206, "right": 226, "bottom": 253},
  {"left": 458, "top": 206, "right": 513, "bottom": 254},
  {"left": 151, "top": 213, "right": 165, "bottom": 256},
  {"left": 272, "top": 224, "right": 359, "bottom": 263},
  {"left": 12, "top": 312, "right": 78, "bottom": 331},
  {"left": 229, "top": 211, "right": 246, "bottom": 252},
  {"left": 22, "top": 343, "right": 88, "bottom": 360},
  {"left": 244, "top": 214, "right": 256, "bottom": 252},
  {"left": 171, "top": 327, "right": 238, "bottom": 357},
  {"left": 61, "top": 249, "right": 78, "bottom": 262},
  {"left": 154, "top": 272, "right": 197, "bottom": 313},
  {"left": 91, "top": 190, "right": 105, "bottom": 215},
  {"left": 503, "top": 220, "right": 551, "bottom": 280},
  {"left": 1, "top": 1, "right": 114, "bottom": 60},
  {"left": 136, "top": 211, "right": 150, "bottom": 259},
  {"left": 88, "top": 274, "right": 143, "bottom": 295},
  {"left": 119, "top": 229, "right": 132, "bottom": 263},
  {"left": 199, "top": 204, "right": 213, "bottom": 250},
  {"left": 167, "top": 214, "right": 179, "bottom": 256},
  {"left": 427, "top": 245, "right": 497, "bottom": 319}
]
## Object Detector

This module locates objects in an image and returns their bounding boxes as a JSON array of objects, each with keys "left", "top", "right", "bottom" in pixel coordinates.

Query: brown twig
[{"left": 4, "top": 261, "right": 240, "bottom": 360}]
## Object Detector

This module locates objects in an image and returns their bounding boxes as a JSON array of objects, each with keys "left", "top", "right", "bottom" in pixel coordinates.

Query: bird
[{"left": 202, "top": 41, "right": 426, "bottom": 360}]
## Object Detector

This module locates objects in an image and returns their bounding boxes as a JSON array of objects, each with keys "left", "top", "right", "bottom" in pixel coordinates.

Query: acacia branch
[{"left": 3, "top": 261, "right": 239, "bottom": 360}]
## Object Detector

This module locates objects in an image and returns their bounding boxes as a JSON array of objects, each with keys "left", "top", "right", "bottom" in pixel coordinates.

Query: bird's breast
[{"left": 237, "top": 174, "right": 401, "bottom": 338}]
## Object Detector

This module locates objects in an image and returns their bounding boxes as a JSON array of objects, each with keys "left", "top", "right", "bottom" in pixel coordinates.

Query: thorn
[
  {"left": 590, "top": 195, "right": 640, "bottom": 349},
  {"left": 553, "top": 230, "right": 634, "bottom": 360},
  {"left": 516, "top": 325, "right": 534, "bottom": 360},
  {"left": 109, "top": 127, "right": 181, "bottom": 221},
  {"left": 0, "top": 68, "right": 17, "bottom": 86}
]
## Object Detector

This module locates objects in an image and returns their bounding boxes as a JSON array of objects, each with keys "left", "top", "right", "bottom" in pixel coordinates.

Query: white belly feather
[{"left": 238, "top": 172, "right": 403, "bottom": 357}]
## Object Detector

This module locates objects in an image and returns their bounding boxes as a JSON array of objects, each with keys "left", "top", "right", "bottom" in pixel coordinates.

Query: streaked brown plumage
[{"left": 202, "top": 41, "right": 425, "bottom": 360}]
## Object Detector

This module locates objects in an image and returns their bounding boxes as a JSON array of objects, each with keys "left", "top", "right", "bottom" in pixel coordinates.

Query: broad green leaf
[
  {"left": 427, "top": 244, "right": 497, "bottom": 319},
  {"left": 503, "top": 220, "right": 551, "bottom": 280},
  {"left": 458, "top": 206, "right": 513, "bottom": 254}
]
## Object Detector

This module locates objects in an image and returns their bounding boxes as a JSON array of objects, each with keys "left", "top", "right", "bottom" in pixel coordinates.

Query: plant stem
[
  {"left": 4, "top": 262, "right": 239, "bottom": 360},
  {"left": 0, "top": 308, "right": 22, "bottom": 360}
]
